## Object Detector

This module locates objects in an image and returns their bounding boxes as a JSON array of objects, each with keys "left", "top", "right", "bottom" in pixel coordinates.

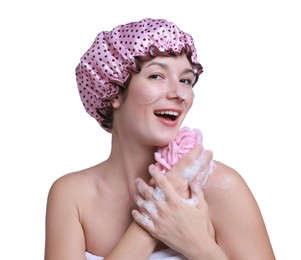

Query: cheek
[
  {"left": 136, "top": 88, "right": 164, "bottom": 105},
  {"left": 186, "top": 91, "right": 195, "bottom": 109}
]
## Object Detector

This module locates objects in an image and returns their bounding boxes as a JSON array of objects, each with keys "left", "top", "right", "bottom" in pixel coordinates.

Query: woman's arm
[
  {"left": 104, "top": 222, "right": 157, "bottom": 259},
  {"left": 45, "top": 176, "right": 86, "bottom": 260},
  {"left": 205, "top": 161, "right": 276, "bottom": 259},
  {"left": 45, "top": 175, "right": 157, "bottom": 260}
]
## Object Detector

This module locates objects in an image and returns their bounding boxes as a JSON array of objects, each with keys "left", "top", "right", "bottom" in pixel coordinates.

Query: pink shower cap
[{"left": 75, "top": 18, "right": 203, "bottom": 132}]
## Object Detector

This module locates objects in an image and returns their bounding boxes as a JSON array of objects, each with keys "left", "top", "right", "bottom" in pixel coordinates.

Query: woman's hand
[
  {"left": 149, "top": 144, "right": 214, "bottom": 200},
  {"left": 132, "top": 151, "right": 217, "bottom": 259}
]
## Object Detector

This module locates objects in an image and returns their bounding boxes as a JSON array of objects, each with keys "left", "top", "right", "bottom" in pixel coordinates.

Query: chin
[{"left": 154, "top": 131, "right": 178, "bottom": 148}]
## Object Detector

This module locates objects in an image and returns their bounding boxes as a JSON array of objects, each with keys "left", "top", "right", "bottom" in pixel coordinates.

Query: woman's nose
[{"left": 166, "top": 82, "right": 192, "bottom": 101}]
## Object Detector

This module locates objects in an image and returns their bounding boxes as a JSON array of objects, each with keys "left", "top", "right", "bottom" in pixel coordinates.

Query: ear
[{"left": 110, "top": 95, "right": 122, "bottom": 109}]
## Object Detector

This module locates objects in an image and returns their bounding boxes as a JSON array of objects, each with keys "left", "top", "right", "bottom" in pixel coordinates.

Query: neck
[{"left": 103, "top": 133, "right": 158, "bottom": 196}]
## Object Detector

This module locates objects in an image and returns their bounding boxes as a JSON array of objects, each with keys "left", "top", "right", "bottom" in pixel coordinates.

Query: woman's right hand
[
  {"left": 132, "top": 163, "right": 216, "bottom": 259},
  {"left": 149, "top": 144, "right": 214, "bottom": 200},
  {"left": 132, "top": 145, "right": 218, "bottom": 259}
]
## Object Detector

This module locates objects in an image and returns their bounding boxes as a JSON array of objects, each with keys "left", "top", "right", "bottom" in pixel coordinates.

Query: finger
[
  {"left": 167, "top": 144, "right": 203, "bottom": 181},
  {"left": 193, "top": 150, "right": 215, "bottom": 187},
  {"left": 156, "top": 161, "right": 189, "bottom": 197},
  {"left": 152, "top": 186, "right": 166, "bottom": 202},
  {"left": 148, "top": 164, "right": 180, "bottom": 203},
  {"left": 200, "top": 149, "right": 213, "bottom": 171},
  {"left": 182, "top": 146, "right": 213, "bottom": 182},
  {"left": 144, "top": 200, "right": 158, "bottom": 214},
  {"left": 134, "top": 193, "right": 158, "bottom": 217},
  {"left": 132, "top": 210, "right": 155, "bottom": 230},
  {"left": 136, "top": 178, "right": 154, "bottom": 200},
  {"left": 148, "top": 177, "right": 156, "bottom": 187},
  {"left": 189, "top": 181, "right": 208, "bottom": 210},
  {"left": 186, "top": 185, "right": 215, "bottom": 237},
  {"left": 134, "top": 193, "right": 145, "bottom": 208}
]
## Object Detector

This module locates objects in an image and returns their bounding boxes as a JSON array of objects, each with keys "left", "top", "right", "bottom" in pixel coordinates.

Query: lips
[
  {"left": 153, "top": 109, "right": 182, "bottom": 127},
  {"left": 154, "top": 110, "right": 180, "bottom": 121}
]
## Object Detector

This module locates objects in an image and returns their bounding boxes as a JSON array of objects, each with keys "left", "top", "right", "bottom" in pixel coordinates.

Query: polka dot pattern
[{"left": 75, "top": 18, "right": 202, "bottom": 132}]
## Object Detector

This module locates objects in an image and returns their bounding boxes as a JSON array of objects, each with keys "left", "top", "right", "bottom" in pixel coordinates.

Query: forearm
[
  {"left": 105, "top": 221, "right": 158, "bottom": 260},
  {"left": 186, "top": 239, "right": 229, "bottom": 260}
]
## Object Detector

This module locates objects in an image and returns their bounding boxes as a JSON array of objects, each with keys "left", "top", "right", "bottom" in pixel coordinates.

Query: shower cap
[{"left": 75, "top": 18, "right": 203, "bottom": 132}]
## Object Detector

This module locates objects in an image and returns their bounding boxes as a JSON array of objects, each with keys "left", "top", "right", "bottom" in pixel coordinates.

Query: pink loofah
[
  {"left": 154, "top": 127, "right": 215, "bottom": 189},
  {"left": 154, "top": 127, "right": 203, "bottom": 173}
]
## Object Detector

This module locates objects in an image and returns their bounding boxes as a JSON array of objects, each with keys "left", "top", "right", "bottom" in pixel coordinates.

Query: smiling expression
[{"left": 112, "top": 53, "right": 197, "bottom": 147}]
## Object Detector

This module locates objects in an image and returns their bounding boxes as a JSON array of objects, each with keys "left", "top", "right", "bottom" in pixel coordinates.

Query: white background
[{"left": 0, "top": 0, "right": 300, "bottom": 259}]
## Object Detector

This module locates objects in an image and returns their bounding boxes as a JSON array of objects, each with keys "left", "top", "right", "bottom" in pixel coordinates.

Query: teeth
[{"left": 155, "top": 111, "right": 179, "bottom": 117}]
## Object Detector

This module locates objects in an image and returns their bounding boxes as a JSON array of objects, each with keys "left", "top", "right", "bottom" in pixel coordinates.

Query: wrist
[
  {"left": 187, "top": 238, "right": 229, "bottom": 260},
  {"left": 130, "top": 221, "right": 158, "bottom": 246}
]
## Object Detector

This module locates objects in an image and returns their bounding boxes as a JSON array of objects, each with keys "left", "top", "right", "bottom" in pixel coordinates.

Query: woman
[{"left": 45, "top": 18, "right": 275, "bottom": 259}]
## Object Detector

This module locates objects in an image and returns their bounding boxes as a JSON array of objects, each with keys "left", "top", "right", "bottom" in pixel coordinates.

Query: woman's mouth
[{"left": 154, "top": 110, "right": 180, "bottom": 121}]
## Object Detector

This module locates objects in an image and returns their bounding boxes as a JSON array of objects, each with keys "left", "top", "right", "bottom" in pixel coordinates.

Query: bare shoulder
[
  {"left": 45, "top": 164, "right": 105, "bottom": 259},
  {"left": 204, "top": 161, "right": 275, "bottom": 259},
  {"left": 204, "top": 160, "right": 258, "bottom": 224},
  {"left": 48, "top": 168, "right": 91, "bottom": 198},
  {"left": 204, "top": 160, "right": 249, "bottom": 197},
  {"left": 46, "top": 164, "right": 102, "bottom": 211}
]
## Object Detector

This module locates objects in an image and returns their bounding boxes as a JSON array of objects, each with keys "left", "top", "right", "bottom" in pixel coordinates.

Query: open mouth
[{"left": 154, "top": 111, "right": 180, "bottom": 121}]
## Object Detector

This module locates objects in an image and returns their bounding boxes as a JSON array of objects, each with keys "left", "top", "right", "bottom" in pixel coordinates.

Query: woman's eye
[
  {"left": 180, "top": 78, "right": 193, "bottom": 86},
  {"left": 149, "top": 74, "right": 163, "bottom": 80}
]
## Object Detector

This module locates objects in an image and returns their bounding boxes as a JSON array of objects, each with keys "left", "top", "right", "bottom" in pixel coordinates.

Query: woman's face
[{"left": 114, "top": 53, "right": 196, "bottom": 147}]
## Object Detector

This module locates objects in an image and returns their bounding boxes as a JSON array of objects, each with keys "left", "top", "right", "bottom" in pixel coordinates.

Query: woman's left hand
[{"left": 132, "top": 164, "right": 215, "bottom": 258}]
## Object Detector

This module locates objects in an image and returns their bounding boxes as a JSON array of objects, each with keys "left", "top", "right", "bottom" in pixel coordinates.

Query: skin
[{"left": 45, "top": 54, "right": 275, "bottom": 259}]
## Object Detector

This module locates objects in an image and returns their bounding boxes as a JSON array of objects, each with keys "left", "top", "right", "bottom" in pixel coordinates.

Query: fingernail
[
  {"left": 135, "top": 178, "right": 141, "bottom": 185},
  {"left": 148, "top": 164, "right": 156, "bottom": 176}
]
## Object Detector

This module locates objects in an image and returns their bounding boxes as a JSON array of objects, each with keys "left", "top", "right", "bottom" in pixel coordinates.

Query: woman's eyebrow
[
  {"left": 145, "top": 62, "right": 196, "bottom": 76},
  {"left": 182, "top": 68, "right": 196, "bottom": 77},
  {"left": 145, "top": 61, "right": 168, "bottom": 69}
]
